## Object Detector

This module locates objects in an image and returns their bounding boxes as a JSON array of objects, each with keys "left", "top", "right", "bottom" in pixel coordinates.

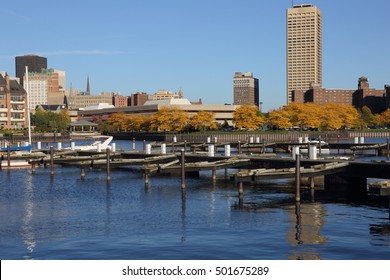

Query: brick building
[
  {"left": 292, "top": 77, "right": 389, "bottom": 113},
  {"left": 0, "top": 74, "right": 28, "bottom": 129}
]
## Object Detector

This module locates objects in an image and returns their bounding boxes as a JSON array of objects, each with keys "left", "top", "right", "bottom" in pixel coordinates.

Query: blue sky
[{"left": 1, "top": 0, "right": 389, "bottom": 111}]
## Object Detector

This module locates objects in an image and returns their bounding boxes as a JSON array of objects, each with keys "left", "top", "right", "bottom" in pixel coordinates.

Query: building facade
[
  {"left": 150, "top": 89, "right": 184, "bottom": 101},
  {"left": 78, "top": 98, "right": 239, "bottom": 126},
  {"left": 112, "top": 93, "right": 129, "bottom": 107},
  {"left": 233, "top": 72, "right": 259, "bottom": 106},
  {"left": 292, "top": 77, "right": 389, "bottom": 114},
  {"left": 25, "top": 69, "right": 62, "bottom": 110},
  {"left": 15, "top": 54, "right": 47, "bottom": 85},
  {"left": 66, "top": 92, "right": 113, "bottom": 110},
  {"left": 287, "top": 4, "right": 322, "bottom": 104},
  {"left": 130, "top": 92, "right": 149, "bottom": 106},
  {"left": 0, "top": 74, "right": 28, "bottom": 129}
]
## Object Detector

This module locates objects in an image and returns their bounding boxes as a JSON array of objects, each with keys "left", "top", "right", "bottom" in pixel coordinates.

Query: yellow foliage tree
[
  {"left": 124, "top": 114, "right": 148, "bottom": 131},
  {"left": 320, "top": 103, "right": 359, "bottom": 130},
  {"left": 149, "top": 107, "right": 189, "bottom": 131},
  {"left": 233, "top": 105, "right": 265, "bottom": 130},
  {"left": 380, "top": 108, "right": 390, "bottom": 126},
  {"left": 107, "top": 112, "right": 127, "bottom": 131},
  {"left": 189, "top": 111, "right": 218, "bottom": 131},
  {"left": 268, "top": 109, "right": 292, "bottom": 129}
]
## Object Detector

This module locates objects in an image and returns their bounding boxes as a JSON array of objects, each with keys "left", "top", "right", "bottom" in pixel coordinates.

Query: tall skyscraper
[
  {"left": 15, "top": 54, "right": 47, "bottom": 85},
  {"left": 287, "top": 4, "right": 322, "bottom": 104},
  {"left": 233, "top": 72, "right": 259, "bottom": 106}
]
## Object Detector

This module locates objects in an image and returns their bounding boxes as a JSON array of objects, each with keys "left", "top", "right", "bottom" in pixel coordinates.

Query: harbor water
[{"left": 0, "top": 139, "right": 389, "bottom": 260}]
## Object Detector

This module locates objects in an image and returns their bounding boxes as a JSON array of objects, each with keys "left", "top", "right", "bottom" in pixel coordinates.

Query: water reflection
[
  {"left": 286, "top": 202, "right": 327, "bottom": 260},
  {"left": 21, "top": 174, "right": 36, "bottom": 259},
  {"left": 181, "top": 189, "right": 186, "bottom": 242},
  {"left": 369, "top": 223, "right": 390, "bottom": 246}
]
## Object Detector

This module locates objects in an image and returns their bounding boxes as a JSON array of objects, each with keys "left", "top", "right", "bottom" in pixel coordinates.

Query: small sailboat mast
[{"left": 25, "top": 66, "right": 32, "bottom": 146}]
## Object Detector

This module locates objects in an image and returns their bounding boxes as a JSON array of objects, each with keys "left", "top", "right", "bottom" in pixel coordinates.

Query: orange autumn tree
[
  {"left": 380, "top": 108, "right": 390, "bottom": 127},
  {"left": 124, "top": 114, "right": 148, "bottom": 131},
  {"left": 189, "top": 111, "right": 218, "bottom": 131},
  {"left": 268, "top": 109, "right": 292, "bottom": 130},
  {"left": 149, "top": 107, "right": 189, "bottom": 131},
  {"left": 233, "top": 105, "right": 265, "bottom": 130},
  {"left": 319, "top": 103, "right": 359, "bottom": 130},
  {"left": 106, "top": 112, "right": 128, "bottom": 131}
]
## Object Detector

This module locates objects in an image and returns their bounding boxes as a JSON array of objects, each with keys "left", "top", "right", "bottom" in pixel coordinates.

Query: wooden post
[
  {"left": 238, "top": 141, "right": 241, "bottom": 155},
  {"left": 309, "top": 177, "right": 315, "bottom": 189},
  {"left": 31, "top": 163, "right": 36, "bottom": 174},
  {"left": 318, "top": 135, "right": 322, "bottom": 157},
  {"left": 238, "top": 181, "right": 244, "bottom": 198},
  {"left": 212, "top": 167, "right": 217, "bottom": 182},
  {"left": 81, "top": 166, "right": 86, "bottom": 180},
  {"left": 132, "top": 137, "right": 136, "bottom": 150},
  {"left": 295, "top": 154, "right": 301, "bottom": 202},
  {"left": 387, "top": 138, "right": 389, "bottom": 161},
  {"left": 181, "top": 149, "right": 185, "bottom": 189},
  {"left": 50, "top": 146, "right": 54, "bottom": 176},
  {"left": 337, "top": 135, "right": 340, "bottom": 155},
  {"left": 224, "top": 168, "right": 228, "bottom": 181},
  {"left": 106, "top": 148, "right": 111, "bottom": 181},
  {"left": 7, "top": 145, "right": 11, "bottom": 168},
  {"left": 262, "top": 138, "right": 266, "bottom": 154},
  {"left": 143, "top": 140, "right": 146, "bottom": 153},
  {"left": 184, "top": 140, "right": 187, "bottom": 152},
  {"left": 145, "top": 172, "right": 149, "bottom": 186}
]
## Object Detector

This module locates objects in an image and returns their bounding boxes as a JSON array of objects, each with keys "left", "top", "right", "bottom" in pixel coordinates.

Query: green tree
[{"left": 31, "top": 108, "right": 71, "bottom": 132}]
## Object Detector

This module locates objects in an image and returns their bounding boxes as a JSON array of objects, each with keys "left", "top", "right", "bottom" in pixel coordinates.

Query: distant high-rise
[
  {"left": 233, "top": 72, "right": 259, "bottom": 106},
  {"left": 287, "top": 4, "right": 322, "bottom": 104},
  {"left": 15, "top": 54, "right": 47, "bottom": 85}
]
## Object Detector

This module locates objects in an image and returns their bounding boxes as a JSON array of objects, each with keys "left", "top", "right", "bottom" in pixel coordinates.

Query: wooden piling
[
  {"left": 238, "top": 181, "right": 244, "bottom": 198},
  {"left": 212, "top": 167, "right": 217, "bottom": 182},
  {"left": 318, "top": 135, "right": 322, "bottom": 157},
  {"left": 145, "top": 172, "right": 149, "bottom": 186},
  {"left": 31, "top": 163, "right": 36, "bottom": 174},
  {"left": 224, "top": 168, "right": 228, "bottom": 181},
  {"left": 262, "top": 138, "right": 266, "bottom": 154},
  {"left": 106, "top": 148, "right": 111, "bottom": 181},
  {"left": 132, "top": 137, "right": 136, "bottom": 150},
  {"left": 80, "top": 166, "right": 86, "bottom": 180},
  {"left": 50, "top": 146, "right": 54, "bottom": 176},
  {"left": 7, "top": 146, "right": 11, "bottom": 168},
  {"left": 309, "top": 177, "right": 315, "bottom": 189},
  {"left": 295, "top": 154, "right": 301, "bottom": 202},
  {"left": 181, "top": 149, "right": 185, "bottom": 189},
  {"left": 387, "top": 138, "right": 389, "bottom": 160},
  {"left": 238, "top": 141, "right": 241, "bottom": 155}
]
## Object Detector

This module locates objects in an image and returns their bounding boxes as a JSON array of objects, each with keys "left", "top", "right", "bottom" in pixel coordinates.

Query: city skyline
[{"left": 1, "top": 0, "right": 389, "bottom": 111}]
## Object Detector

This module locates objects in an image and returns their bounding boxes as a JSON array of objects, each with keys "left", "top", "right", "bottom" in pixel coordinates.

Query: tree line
[
  {"left": 20, "top": 103, "right": 390, "bottom": 134},
  {"left": 95, "top": 103, "right": 390, "bottom": 133}
]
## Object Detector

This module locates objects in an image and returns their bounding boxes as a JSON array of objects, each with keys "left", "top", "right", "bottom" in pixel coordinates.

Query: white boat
[
  {"left": 67, "top": 136, "right": 113, "bottom": 151},
  {"left": 308, "top": 138, "right": 328, "bottom": 146},
  {"left": 1, "top": 159, "right": 30, "bottom": 168}
]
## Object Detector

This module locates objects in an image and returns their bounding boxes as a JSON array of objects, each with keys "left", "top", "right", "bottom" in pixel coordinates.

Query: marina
[{"left": 1, "top": 136, "right": 390, "bottom": 260}]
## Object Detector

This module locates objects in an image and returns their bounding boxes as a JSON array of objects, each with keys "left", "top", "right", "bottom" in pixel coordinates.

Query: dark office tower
[
  {"left": 233, "top": 72, "right": 259, "bottom": 106},
  {"left": 15, "top": 54, "right": 47, "bottom": 85}
]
